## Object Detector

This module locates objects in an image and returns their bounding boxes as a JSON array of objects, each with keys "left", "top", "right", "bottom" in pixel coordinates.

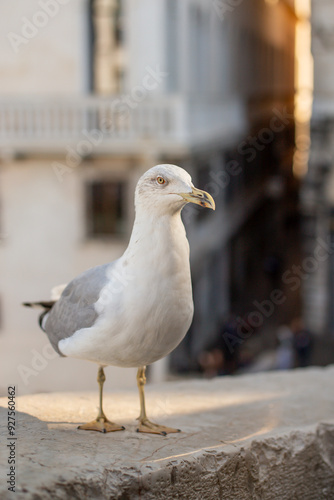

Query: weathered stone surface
[{"left": 1, "top": 366, "right": 334, "bottom": 499}]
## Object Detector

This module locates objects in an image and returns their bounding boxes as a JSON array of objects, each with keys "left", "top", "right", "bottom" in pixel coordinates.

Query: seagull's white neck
[{"left": 123, "top": 207, "right": 189, "bottom": 270}]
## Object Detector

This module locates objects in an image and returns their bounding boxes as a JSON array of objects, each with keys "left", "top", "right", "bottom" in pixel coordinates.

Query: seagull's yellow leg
[
  {"left": 78, "top": 366, "right": 125, "bottom": 433},
  {"left": 136, "top": 366, "right": 180, "bottom": 436}
]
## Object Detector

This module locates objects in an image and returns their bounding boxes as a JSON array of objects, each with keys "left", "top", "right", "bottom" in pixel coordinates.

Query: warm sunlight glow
[
  {"left": 295, "top": 0, "right": 311, "bottom": 19},
  {"left": 293, "top": 0, "right": 313, "bottom": 178}
]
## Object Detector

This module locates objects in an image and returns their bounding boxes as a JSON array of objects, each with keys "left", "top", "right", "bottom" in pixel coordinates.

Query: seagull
[{"left": 24, "top": 164, "right": 215, "bottom": 435}]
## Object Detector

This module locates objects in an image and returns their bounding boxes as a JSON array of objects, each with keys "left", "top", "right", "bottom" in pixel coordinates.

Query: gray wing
[{"left": 44, "top": 262, "right": 112, "bottom": 355}]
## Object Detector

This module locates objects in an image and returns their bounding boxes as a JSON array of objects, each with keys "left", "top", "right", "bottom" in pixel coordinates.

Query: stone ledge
[{"left": 1, "top": 366, "right": 334, "bottom": 499}]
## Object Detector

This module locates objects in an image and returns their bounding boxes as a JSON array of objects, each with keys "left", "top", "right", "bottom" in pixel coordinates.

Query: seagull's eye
[{"left": 157, "top": 176, "right": 166, "bottom": 185}]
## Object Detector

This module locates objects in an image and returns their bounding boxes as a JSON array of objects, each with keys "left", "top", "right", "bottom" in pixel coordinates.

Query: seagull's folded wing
[{"left": 44, "top": 263, "right": 112, "bottom": 355}]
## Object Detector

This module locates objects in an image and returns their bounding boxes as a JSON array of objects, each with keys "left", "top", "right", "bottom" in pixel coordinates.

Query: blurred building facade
[
  {"left": 0, "top": 0, "right": 297, "bottom": 393},
  {"left": 301, "top": 0, "right": 334, "bottom": 335}
]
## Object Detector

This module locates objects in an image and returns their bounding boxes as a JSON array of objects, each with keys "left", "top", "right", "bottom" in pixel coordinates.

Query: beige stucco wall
[{"left": 0, "top": 0, "right": 90, "bottom": 94}]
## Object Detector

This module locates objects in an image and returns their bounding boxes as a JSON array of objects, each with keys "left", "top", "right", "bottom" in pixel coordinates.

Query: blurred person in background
[
  {"left": 291, "top": 318, "right": 314, "bottom": 368},
  {"left": 198, "top": 315, "right": 240, "bottom": 377},
  {"left": 275, "top": 324, "right": 294, "bottom": 370}
]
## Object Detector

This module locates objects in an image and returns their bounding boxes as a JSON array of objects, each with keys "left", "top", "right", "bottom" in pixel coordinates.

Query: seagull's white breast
[{"left": 59, "top": 213, "right": 194, "bottom": 367}]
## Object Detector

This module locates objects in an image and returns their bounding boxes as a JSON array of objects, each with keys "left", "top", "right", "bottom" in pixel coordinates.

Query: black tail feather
[
  {"left": 23, "top": 301, "right": 55, "bottom": 309},
  {"left": 23, "top": 301, "right": 56, "bottom": 332}
]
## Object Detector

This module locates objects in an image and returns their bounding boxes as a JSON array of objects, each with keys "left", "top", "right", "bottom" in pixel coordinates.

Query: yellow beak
[{"left": 179, "top": 187, "right": 215, "bottom": 210}]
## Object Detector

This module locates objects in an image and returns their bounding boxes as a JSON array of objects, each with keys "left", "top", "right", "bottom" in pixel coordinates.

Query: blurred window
[
  {"left": 224, "top": 150, "right": 241, "bottom": 204},
  {"left": 189, "top": 5, "right": 208, "bottom": 94},
  {"left": 115, "top": 0, "right": 124, "bottom": 46},
  {"left": 196, "top": 165, "right": 213, "bottom": 221},
  {"left": 88, "top": 0, "right": 95, "bottom": 92},
  {"left": 86, "top": 180, "right": 127, "bottom": 237},
  {"left": 166, "top": 0, "right": 179, "bottom": 92}
]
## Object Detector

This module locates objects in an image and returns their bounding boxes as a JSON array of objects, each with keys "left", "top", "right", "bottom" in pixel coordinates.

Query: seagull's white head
[{"left": 135, "top": 164, "right": 215, "bottom": 216}]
